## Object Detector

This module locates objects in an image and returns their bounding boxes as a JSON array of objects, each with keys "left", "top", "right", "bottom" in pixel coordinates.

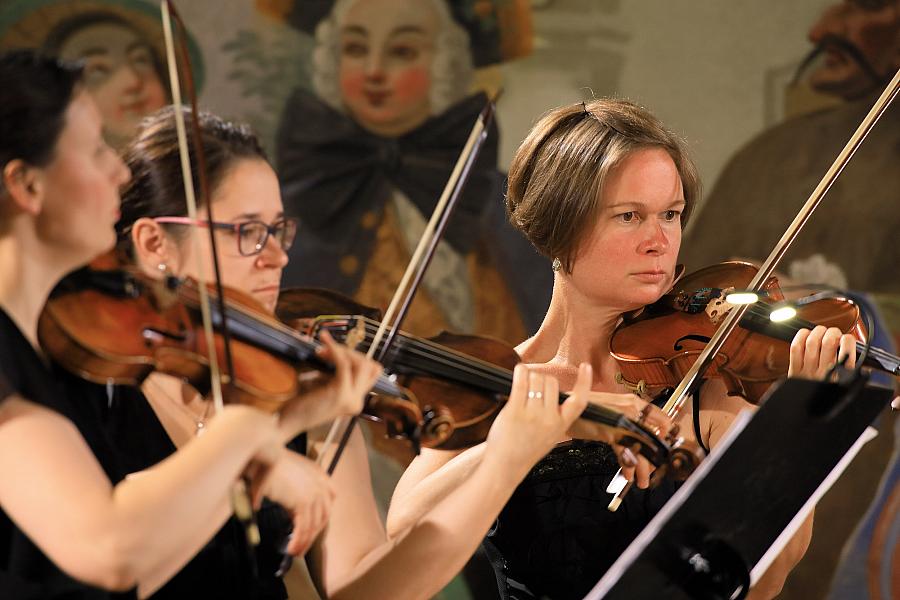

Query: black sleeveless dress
[
  {"left": 0, "top": 308, "right": 136, "bottom": 599},
  {"left": 62, "top": 375, "right": 304, "bottom": 600},
  {"left": 485, "top": 440, "right": 679, "bottom": 600}
]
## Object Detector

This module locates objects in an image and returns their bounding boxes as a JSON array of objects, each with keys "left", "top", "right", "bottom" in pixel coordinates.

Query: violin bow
[
  {"left": 160, "top": 0, "right": 260, "bottom": 549},
  {"left": 316, "top": 96, "right": 499, "bottom": 475},
  {"left": 663, "top": 66, "right": 900, "bottom": 423},
  {"left": 607, "top": 66, "right": 900, "bottom": 510}
]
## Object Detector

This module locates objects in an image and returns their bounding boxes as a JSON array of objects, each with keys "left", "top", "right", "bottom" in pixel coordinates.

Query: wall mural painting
[
  {"left": 0, "top": 0, "right": 204, "bottom": 150},
  {"left": 268, "top": 0, "right": 550, "bottom": 349},
  {"left": 683, "top": 0, "right": 900, "bottom": 348}
]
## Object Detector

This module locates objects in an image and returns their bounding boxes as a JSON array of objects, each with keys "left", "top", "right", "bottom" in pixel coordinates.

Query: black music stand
[{"left": 584, "top": 375, "right": 893, "bottom": 600}]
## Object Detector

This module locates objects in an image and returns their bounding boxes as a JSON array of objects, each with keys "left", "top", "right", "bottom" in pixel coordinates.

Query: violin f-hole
[
  {"left": 674, "top": 334, "right": 712, "bottom": 351},
  {"left": 142, "top": 326, "right": 188, "bottom": 345}
]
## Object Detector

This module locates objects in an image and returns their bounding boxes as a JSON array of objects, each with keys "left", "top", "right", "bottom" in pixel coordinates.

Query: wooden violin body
[
  {"left": 610, "top": 261, "right": 870, "bottom": 404},
  {"left": 40, "top": 268, "right": 301, "bottom": 412}
]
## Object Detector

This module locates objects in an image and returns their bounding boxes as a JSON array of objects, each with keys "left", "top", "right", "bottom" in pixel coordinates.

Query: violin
[
  {"left": 610, "top": 261, "right": 900, "bottom": 404},
  {"left": 38, "top": 264, "right": 407, "bottom": 413},
  {"left": 276, "top": 288, "right": 697, "bottom": 477}
]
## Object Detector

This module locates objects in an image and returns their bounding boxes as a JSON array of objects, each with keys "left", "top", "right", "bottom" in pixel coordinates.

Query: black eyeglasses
[{"left": 154, "top": 216, "right": 299, "bottom": 256}]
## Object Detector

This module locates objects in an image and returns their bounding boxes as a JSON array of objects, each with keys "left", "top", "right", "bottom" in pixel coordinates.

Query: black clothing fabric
[
  {"left": 485, "top": 440, "right": 678, "bottom": 600},
  {"left": 64, "top": 377, "right": 304, "bottom": 600},
  {"left": 0, "top": 308, "right": 136, "bottom": 600}
]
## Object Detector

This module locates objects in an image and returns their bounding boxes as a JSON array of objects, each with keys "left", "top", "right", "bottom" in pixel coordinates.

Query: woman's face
[
  {"left": 337, "top": 0, "right": 437, "bottom": 137},
  {"left": 169, "top": 159, "right": 289, "bottom": 314},
  {"left": 58, "top": 21, "right": 167, "bottom": 148},
  {"left": 36, "top": 90, "right": 130, "bottom": 264},
  {"left": 568, "top": 148, "right": 685, "bottom": 312}
]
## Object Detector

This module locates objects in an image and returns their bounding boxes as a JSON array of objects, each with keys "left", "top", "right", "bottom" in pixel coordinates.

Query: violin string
[
  {"left": 354, "top": 320, "right": 514, "bottom": 386},
  {"left": 324, "top": 317, "right": 507, "bottom": 381},
  {"left": 349, "top": 322, "right": 633, "bottom": 429},
  {"left": 741, "top": 300, "right": 898, "bottom": 367}
]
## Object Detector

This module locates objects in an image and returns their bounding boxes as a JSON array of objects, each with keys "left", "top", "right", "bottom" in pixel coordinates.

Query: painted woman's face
[
  {"left": 58, "top": 22, "right": 167, "bottom": 148},
  {"left": 338, "top": 0, "right": 438, "bottom": 137}
]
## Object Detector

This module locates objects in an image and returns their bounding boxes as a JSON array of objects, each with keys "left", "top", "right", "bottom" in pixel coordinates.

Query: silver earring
[
  {"left": 157, "top": 263, "right": 167, "bottom": 272},
  {"left": 551, "top": 257, "right": 562, "bottom": 273}
]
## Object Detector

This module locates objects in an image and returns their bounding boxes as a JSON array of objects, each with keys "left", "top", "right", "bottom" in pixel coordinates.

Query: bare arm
[
  {"left": 0, "top": 398, "right": 281, "bottom": 592},
  {"left": 307, "top": 425, "right": 386, "bottom": 597},
  {"left": 328, "top": 364, "right": 591, "bottom": 600},
  {"left": 385, "top": 444, "right": 483, "bottom": 538},
  {"left": 331, "top": 446, "right": 533, "bottom": 600}
]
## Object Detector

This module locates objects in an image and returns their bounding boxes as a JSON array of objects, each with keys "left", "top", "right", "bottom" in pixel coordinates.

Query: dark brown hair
[
  {"left": 0, "top": 50, "right": 84, "bottom": 196},
  {"left": 506, "top": 98, "right": 701, "bottom": 273},
  {"left": 116, "top": 106, "right": 268, "bottom": 254}
]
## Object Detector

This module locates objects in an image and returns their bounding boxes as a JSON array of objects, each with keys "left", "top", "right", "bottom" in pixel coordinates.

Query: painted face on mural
[
  {"left": 338, "top": 0, "right": 439, "bottom": 137},
  {"left": 806, "top": 0, "right": 900, "bottom": 99},
  {"left": 58, "top": 21, "right": 167, "bottom": 148}
]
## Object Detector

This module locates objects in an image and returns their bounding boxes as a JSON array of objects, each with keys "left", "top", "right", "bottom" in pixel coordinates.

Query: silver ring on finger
[
  {"left": 637, "top": 404, "right": 653, "bottom": 424},
  {"left": 620, "top": 447, "right": 638, "bottom": 468}
]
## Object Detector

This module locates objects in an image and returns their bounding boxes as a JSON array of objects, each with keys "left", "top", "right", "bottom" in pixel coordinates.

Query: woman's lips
[
  {"left": 630, "top": 271, "right": 666, "bottom": 283},
  {"left": 253, "top": 285, "right": 280, "bottom": 293}
]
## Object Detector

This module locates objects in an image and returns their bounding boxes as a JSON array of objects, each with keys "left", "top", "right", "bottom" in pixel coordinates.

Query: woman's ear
[
  {"left": 131, "top": 217, "right": 179, "bottom": 277},
  {"left": 2, "top": 160, "right": 43, "bottom": 216}
]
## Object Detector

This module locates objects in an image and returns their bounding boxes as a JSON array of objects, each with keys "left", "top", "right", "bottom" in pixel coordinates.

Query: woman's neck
[
  {"left": 518, "top": 275, "right": 625, "bottom": 380},
  {"left": 0, "top": 231, "right": 71, "bottom": 349}
]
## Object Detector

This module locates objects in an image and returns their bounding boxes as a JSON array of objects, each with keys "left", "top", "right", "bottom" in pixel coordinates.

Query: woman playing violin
[
  {"left": 387, "top": 98, "right": 859, "bottom": 600},
  {"left": 110, "top": 104, "right": 607, "bottom": 600},
  {"left": 0, "top": 49, "right": 379, "bottom": 600},
  {"left": 67, "top": 105, "right": 385, "bottom": 599}
]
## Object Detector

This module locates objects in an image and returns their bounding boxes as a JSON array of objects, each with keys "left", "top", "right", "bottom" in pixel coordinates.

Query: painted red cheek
[
  {"left": 339, "top": 70, "right": 367, "bottom": 103},
  {"left": 391, "top": 67, "right": 430, "bottom": 102},
  {"left": 144, "top": 79, "right": 167, "bottom": 110}
]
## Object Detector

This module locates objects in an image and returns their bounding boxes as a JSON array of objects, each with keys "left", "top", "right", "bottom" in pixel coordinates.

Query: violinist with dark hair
[
  {"left": 0, "top": 48, "right": 382, "bottom": 600},
  {"left": 57, "top": 104, "right": 388, "bottom": 599},
  {"left": 388, "top": 98, "right": 860, "bottom": 600}
]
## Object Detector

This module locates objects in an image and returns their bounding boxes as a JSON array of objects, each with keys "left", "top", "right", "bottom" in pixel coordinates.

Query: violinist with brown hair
[
  {"left": 0, "top": 49, "right": 382, "bottom": 600},
  {"left": 387, "top": 98, "right": 859, "bottom": 600}
]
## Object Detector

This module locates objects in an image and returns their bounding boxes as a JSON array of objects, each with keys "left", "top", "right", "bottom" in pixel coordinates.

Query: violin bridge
[{"left": 705, "top": 287, "right": 736, "bottom": 324}]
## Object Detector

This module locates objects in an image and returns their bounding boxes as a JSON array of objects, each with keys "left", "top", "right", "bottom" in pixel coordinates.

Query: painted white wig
[{"left": 312, "top": 0, "right": 475, "bottom": 117}]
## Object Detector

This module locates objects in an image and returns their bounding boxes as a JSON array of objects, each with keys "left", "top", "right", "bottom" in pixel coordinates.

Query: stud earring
[
  {"left": 157, "top": 263, "right": 167, "bottom": 272},
  {"left": 551, "top": 257, "right": 562, "bottom": 273}
]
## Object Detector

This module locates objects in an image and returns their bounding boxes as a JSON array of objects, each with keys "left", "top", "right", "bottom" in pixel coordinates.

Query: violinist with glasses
[{"left": 388, "top": 98, "right": 860, "bottom": 600}]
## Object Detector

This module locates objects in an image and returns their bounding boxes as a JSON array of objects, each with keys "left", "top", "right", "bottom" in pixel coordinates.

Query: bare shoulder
[{"left": 699, "top": 379, "right": 756, "bottom": 415}]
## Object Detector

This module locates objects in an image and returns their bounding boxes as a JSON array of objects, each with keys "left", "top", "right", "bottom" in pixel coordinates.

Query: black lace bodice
[{"left": 485, "top": 440, "right": 678, "bottom": 600}]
